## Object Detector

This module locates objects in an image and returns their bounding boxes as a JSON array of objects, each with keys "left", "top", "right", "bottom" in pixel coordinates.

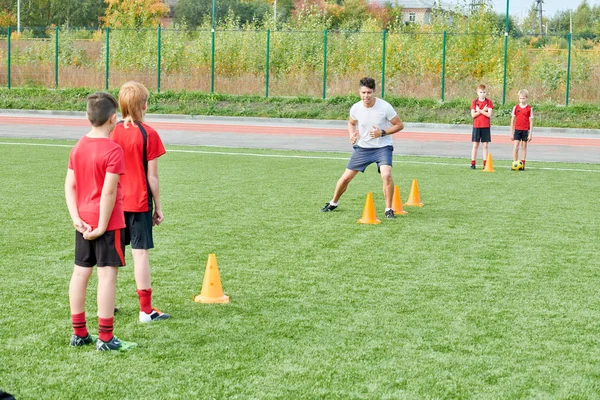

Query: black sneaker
[
  {"left": 321, "top": 203, "right": 338, "bottom": 212},
  {"left": 96, "top": 336, "right": 137, "bottom": 351},
  {"left": 70, "top": 333, "right": 97, "bottom": 347},
  {"left": 384, "top": 209, "right": 396, "bottom": 219},
  {"left": 470, "top": 164, "right": 476, "bottom": 169}
]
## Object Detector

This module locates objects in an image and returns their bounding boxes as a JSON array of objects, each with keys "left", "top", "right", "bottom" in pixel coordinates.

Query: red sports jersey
[
  {"left": 68, "top": 136, "right": 126, "bottom": 230},
  {"left": 110, "top": 122, "right": 166, "bottom": 212},
  {"left": 471, "top": 98, "right": 494, "bottom": 128},
  {"left": 512, "top": 104, "right": 533, "bottom": 130}
]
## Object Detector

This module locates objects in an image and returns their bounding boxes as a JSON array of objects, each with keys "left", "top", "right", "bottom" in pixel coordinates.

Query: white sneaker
[{"left": 139, "top": 308, "right": 170, "bottom": 323}]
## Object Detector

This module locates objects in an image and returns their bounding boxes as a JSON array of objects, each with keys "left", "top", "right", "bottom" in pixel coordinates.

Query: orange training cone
[
  {"left": 357, "top": 192, "right": 381, "bottom": 224},
  {"left": 392, "top": 186, "right": 408, "bottom": 215},
  {"left": 404, "top": 179, "right": 424, "bottom": 207},
  {"left": 194, "top": 254, "right": 230, "bottom": 304},
  {"left": 483, "top": 153, "right": 496, "bottom": 172}
]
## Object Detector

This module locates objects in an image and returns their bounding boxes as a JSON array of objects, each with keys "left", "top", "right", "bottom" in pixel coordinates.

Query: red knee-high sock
[
  {"left": 137, "top": 288, "right": 153, "bottom": 314},
  {"left": 98, "top": 317, "right": 114, "bottom": 342},
  {"left": 483, "top": 159, "right": 487, "bottom": 167},
  {"left": 72, "top": 312, "right": 88, "bottom": 337}
]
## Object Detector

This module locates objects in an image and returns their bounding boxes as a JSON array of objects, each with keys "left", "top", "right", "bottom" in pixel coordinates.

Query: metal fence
[{"left": 0, "top": 26, "right": 594, "bottom": 105}]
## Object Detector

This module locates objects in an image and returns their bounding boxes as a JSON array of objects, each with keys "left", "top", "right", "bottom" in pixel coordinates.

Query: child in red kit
[
  {"left": 510, "top": 89, "right": 533, "bottom": 170},
  {"left": 66, "top": 92, "right": 136, "bottom": 351},
  {"left": 110, "top": 81, "right": 169, "bottom": 323}
]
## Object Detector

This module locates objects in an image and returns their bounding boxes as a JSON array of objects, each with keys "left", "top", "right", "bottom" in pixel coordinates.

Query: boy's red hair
[
  {"left": 118, "top": 81, "right": 149, "bottom": 128},
  {"left": 477, "top": 84, "right": 487, "bottom": 91}
]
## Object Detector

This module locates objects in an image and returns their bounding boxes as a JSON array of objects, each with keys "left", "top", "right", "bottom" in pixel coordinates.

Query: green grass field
[{"left": 1, "top": 139, "right": 600, "bottom": 399}]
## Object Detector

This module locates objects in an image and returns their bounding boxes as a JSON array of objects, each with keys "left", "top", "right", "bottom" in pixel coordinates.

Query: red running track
[{"left": 0, "top": 115, "right": 598, "bottom": 147}]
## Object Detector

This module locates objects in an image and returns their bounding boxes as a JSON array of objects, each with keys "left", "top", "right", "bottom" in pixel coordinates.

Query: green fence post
[
  {"left": 381, "top": 29, "right": 387, "bottom": 98},
  {"left": 265, "top": 29, "right": 270, "bottom": 98},
  {"left": 566, "top": 33, "right": 572, "bottom": 106},
  {"left": 322, "top": 29, "right": 327, "bottom": 100},
  {"left": 502, "top": 0, "right": 509, "bottom": 105},
  {"left": 105, "top": 27, "right": 110, "bottom": 90},
  {"left": 7, "top": 26, "right": 10, "bottom": 89},
  {"left": 211, "top": 28, "right": 215, "bottom": 93},
  {"left": 441, "top": 31, "right": 446, "bottom": 102},
  {"left": 55, "top": 26, "right": 59, "bottom": 88},
  {"left": 157, "top": 26, "right": 161, "bottom": 93}
]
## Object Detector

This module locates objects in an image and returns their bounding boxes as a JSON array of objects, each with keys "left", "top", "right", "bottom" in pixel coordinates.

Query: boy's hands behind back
[{"left": 73, "top": 219, "right": 92, "bottom": 234}]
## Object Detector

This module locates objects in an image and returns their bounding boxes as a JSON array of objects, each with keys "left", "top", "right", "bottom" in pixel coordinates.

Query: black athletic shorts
[
  {"left": 124, "top": 211, "right": 154, "bottom": 250},
  {"left": 75, "top": 229, "right": 126, "bottom": 267},
  {"left": 513, "top": 129, "right": 529, "bottom": 141},
  {"left": 472, "top": 127, "right": 491, "bottom": 143}
]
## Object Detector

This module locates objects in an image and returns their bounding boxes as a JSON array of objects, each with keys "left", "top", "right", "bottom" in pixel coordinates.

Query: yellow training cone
[
  {"left": 482, "top": 153, "right": 496, "bottom": 172},
  {"left": 357, "top": 192, "right": 381, "bottom": 224},
  {"left": 404, "top": 179, "right": 424, "bottom": 207},
  {"left": 194, "top": 254, "right": 230, "bottom": 304},
  {"left": 392, "top": 185, "right": 408, "bottom": 215}
]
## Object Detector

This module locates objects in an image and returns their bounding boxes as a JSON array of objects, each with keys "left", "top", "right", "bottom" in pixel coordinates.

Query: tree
[
  {"left": 102, "top": 0, "right": 170, "bottom": 28},
  {"left": 174, "top": 0, "right": 273, "bottom": 28},
  {"left": 519, "top": 2, "right": 542, "bottom": 35},
  {"left": 491, "top": 12, "right": 518, "bottom": 36},
  {"left": 54, "top": 0, "right": 106, "bottom": 28},
  {"left": 0, "top": 0, "right": 105, "bottom": 29},
  {"left": 573, "top": 0, "right": 593, "bottom": 36},
  {"left": 547, "top": 10, "right": 571, "bottom": 35}
]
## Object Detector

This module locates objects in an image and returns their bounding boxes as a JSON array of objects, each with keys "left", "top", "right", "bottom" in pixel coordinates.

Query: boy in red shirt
[
  {"left": 65, "top": 92, "right": 136, "bottom": 351},
  {"left": 110, "top": 81, "right": 169, "bottom": 323},
  {"left": 470, "top": 84, "right": 494, "bottom": 169},
  {"left": 510, "top": 89, "right": 533, "bottom": 170}
]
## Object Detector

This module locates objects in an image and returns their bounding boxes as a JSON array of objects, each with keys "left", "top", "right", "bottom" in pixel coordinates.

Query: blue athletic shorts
[
  {"left": 124, "top": 211, "right": 154, "bottom": 250},
  {"left": 347, "top": 145, "right": 393, "bottom": 173}
]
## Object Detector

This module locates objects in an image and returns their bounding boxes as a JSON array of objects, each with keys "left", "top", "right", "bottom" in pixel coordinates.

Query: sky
[{"left": 489, "top": 0, "right": 600, "bottom": 18}]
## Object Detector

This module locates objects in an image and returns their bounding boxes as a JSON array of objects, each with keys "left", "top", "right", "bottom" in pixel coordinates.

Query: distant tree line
[{"left": 0, "top": 0, "right": 598, "bottom": 39}]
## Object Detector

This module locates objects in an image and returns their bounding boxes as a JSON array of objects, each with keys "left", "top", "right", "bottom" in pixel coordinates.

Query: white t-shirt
[{"left": 350, "top": 98, "right": 397, "bottom": 148}]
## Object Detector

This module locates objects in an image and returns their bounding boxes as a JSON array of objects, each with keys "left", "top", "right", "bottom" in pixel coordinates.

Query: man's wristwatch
[{"left": 381, "top": 130, "right": 387, "bottom": 137}]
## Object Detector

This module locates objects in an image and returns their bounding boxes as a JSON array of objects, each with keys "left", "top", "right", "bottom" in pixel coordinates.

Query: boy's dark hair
[
  {"left": 87, "top": 92, "right": 118, "bottom": 127},
  {"left": 359, "top": 77, "right": 376, "bottom": 90}
]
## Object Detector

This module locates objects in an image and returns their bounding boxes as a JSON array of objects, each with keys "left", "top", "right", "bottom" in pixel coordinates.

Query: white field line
[{"left": 1, "top": 141, "right": 599, "bottom": 173}]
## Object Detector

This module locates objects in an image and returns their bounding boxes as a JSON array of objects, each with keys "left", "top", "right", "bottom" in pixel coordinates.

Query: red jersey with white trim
[
  {"left": 110, "top": 121, "right": 166, "bottom": 212},
  {"left": 471, "top": 98, "right": 494, "bottom": 128},
  {"left": 512, "top": 104, "right": 533, "bottom": 130},
  {"left": 68, "top": 136, "right": 126, "bottom": 230}
]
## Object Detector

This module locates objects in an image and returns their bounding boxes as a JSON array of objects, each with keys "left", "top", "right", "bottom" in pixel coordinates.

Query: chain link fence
[{"left": 0, "top": 27, "right": 595, "bottom": 105}]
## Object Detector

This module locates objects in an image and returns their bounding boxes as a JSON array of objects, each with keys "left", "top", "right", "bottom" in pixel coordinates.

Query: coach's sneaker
[
  {"left": 321, "top": 202, "right": 338, "bottom": 212},
  {"left": 70, "top": 333, "right": 97, "bottom": 347},
  {"left": 384, "top": 209, "right": 396, "bottom": 219},
  {"left": 96, "top": 336, "right": 137, "bottom": 351},
  {"left": 139, "top": 308, "right": 170, "bottom": 323}
]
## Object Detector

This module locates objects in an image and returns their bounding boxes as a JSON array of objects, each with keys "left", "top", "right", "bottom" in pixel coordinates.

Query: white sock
[
  {"left": 330, "top": 201, "right": 338, "bottom": 206},
  {"left": 385, "top": 208, "right": 393, "bottom": 212}
]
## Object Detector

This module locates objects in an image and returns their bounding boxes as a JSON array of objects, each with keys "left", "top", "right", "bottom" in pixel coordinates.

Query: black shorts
[
  {"left": 124, "top": 211, "right": 154, "bottom": 250},
  {"left": 472, "top": 127, "right": 491, "bottom": 143},
  {"left": 513, "top": 130, "right": 529, "bottom": 141},
  {"left": 75, "top": 229, "right": 126, "bottom": 267}
]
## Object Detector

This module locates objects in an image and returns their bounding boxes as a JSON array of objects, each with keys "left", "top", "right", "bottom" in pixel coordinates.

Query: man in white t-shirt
[{"left": 321, "top": 77, "right": 404, "bottom": 219}]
